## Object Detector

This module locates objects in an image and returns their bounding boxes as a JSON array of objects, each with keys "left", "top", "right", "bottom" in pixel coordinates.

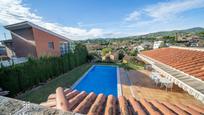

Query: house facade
[
  {"left": 4, "top": 21, "right": 73, "bottom": 58},
  {"left": 153, "top": 41, "right": 164, "bottom": 49}
]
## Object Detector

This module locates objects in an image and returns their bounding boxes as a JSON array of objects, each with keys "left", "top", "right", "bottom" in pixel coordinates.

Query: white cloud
[
  {"left": 126, "top": 0, "right": 204, "bottom": 22},
  {"left": 0, "top": 0, "right": 104, "bottom": 40},
  {"left": 145, "top": 0, "right": 204, "bottom": 21},
  {"left": 125, "top": 11, "right": 141, "bottom": 22},
  {"left": 122, "top": 0, "right": 204, "bottom": 35}
]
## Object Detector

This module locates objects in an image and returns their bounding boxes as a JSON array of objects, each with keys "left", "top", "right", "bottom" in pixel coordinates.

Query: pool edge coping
[
  {"left": 71, "top": 64, "right": 122, "bottom": 97},
  {"left": 71, "top": 65, "right": 95, "bottom": 89},
  {"left": 117, "top": 67, "right": 122, "bottom": 97}
]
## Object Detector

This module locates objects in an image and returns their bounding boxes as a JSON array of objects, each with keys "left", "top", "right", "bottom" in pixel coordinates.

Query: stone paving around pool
[{"left": 119, "top": 68, "right": 204, "bottom": 106}]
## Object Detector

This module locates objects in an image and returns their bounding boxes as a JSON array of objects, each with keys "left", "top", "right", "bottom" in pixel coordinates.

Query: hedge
[{"left": 0, "top": 43, "right": 88, "bottom": 96}]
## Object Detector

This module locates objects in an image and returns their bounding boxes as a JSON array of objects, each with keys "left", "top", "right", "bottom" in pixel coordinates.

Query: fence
[{"left": 0, "top": 57, "right": 28, "bottom": 67}]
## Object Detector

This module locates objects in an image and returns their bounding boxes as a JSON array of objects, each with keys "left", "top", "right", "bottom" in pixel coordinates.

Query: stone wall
[{"left": 0, "top": 96, "right": 76, "bottom": 115}]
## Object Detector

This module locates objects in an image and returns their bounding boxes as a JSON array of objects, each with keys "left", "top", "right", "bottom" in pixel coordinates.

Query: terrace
[
  {"left": 120, "top": 69, "right": 204, "bottom": 106},
  {"left": 138, "top": 46, "right": 204, "bottom": 103}
]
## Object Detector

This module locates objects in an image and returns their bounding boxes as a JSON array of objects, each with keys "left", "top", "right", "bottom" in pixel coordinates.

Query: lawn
[
  {"left": 17, "top": 64, "right": 91, "bottom": 104},
  {"left": 94, "top": 62, "right": 144, "bottom": 70},
  {"left": 127, "top": 62, "right": 144, "bottom": 70}
]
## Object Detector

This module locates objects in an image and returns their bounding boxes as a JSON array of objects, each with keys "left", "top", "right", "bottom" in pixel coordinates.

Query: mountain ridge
[
  {"left": 125, "top": 27, "right": 204, "bottom": 39},
  {"left": 83, "top": 27, "right": 204, "bottom": 41}
]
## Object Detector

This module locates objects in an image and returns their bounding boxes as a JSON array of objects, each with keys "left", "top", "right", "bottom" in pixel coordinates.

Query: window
[
  {"left": 48, "top": 42, "right": 54, "bottom": 49},
  {"left": 59, "top": 42, "right": 75, "bottom": 55},
  {"left": 60, "top": 42, "right": 73, "bottom": 55},
  {"left": 0, "top": 47, "right": 6, "bottom": 55}
]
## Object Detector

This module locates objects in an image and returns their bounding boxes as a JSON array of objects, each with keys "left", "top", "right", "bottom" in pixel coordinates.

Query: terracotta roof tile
[
  {"left": 73, "top": 92, "right": 97, "bottom": 114},
  {"left": 88, "top": 93, "right": 106, "bottom": 115},
  {"left": 48, "top": 94, "right": 56, "bottom": 100},
  {"left": 68, "top": 91, "right": 87, "bottom": 111},
  {"left": 65, "top": 90, "right": 80, "bottom": 100},
  {"left": 128, "top": 97, "right": 146, "bottom": 115},
  {"left": 161, "top": 102, "right": 188, "bottom": 115},
  {"left": 150, "top": 100, "right": 175, "bottom": 115},
  {"left": 56, "top": 87, "right": 69, "bottom": 111},
  {"left": 139, "top": 98, "right": 161, "bottom": 115},
  {"left": 174, "top": 103, "right": 202, "bottom": 115},
  {"left": 40, "top": 87, "right": 204, "bottom": 115},
  {"left": 186, "top": 104, "right": 204, "bottom": 113},
  {"left": 48, "top": 89, "right": 72, "bottom": 100},
  {"left": 104, "top": 95, "right": 117, "bottom": 115},
  {"left": 40, "top": 100, "right": 56, "bottom": 107},
  {"left": 118, "top": 96, "right": 130, "bottom": 115},
  {"left": 141, "top": 47, "right": 204, "bottom": 80}
]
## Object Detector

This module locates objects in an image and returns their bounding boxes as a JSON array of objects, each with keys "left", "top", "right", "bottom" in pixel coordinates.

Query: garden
[{"left": 0, "top": 44, "right": 88, "bottom": 97}]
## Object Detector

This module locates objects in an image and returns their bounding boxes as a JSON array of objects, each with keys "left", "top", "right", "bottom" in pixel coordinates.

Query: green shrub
[{"left": 0, "top": 43, "right": 88, "bottom": 96}]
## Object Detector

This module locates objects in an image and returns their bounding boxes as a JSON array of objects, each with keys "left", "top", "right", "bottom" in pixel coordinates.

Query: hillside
[
  {"left": 82, "top": 27, "right": 204, "bottom": 43},
  {"left": 131, "top": 27, "right": 204, "bottom": 38}
]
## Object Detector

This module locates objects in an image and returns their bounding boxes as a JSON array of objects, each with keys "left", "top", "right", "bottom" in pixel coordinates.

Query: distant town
[
  {"left": 78, "top": 27, "right": 204, "bottom": 64},
  {"left": 1, "top": 26, "right": 204, "bottom": 67}
]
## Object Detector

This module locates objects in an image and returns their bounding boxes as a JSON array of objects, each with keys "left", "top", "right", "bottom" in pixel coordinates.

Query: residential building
[
  {"left": 138, "top": 46, "right": 204, "bottom": 103},
  {"left": 4, "top": 21, "right": 73, "bottom": 58},
  {"left": 153, "top": 41, "right": 164, "bottom": 49},
  {"left": 198, "top": 39, "right": 204, "bottom": 47},
  {"left": 176, "top": 33, "right": 199, "bottom": 42},
  {"left": 141, "top": 41, "right": 153, "bottom": 50},
  {"left": 110, "top": 52, "right": 119, "bottom": 61},
  {"left": 102, "top": 52, "right": 112, "bottom": 61},
  {"left": 133, "top": 45, "right": 144, "bottom": 52},
  {"left": 186, "top": 37, "right": 199, "bottom": 47},
  {"left": 122, "top": 55, "right": 130, "bottom": 63},
  {"left": 102, "top": 51, "right": 118, "bottom": 62}
]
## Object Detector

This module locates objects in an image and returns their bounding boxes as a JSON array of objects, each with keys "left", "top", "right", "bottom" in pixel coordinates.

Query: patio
[{"left": 120, "top": 68, "right": 204, "bottom": 106}]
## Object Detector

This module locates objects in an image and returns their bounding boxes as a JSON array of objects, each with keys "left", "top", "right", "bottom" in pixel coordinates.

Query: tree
[
  {"left": 129, "top": 50, "right": 138, "bottom": 56},
  {"left": 163, "top": 36, "right": 176, "bottom": 44},
  {"left": 118, "top": 50, "right": 125, "bottom": 60},
  {"left": 87, "top": 53, "right": 96, "bottom": 62},
  {"left": 198, "top": 31, "right": 204, "bottom": 38},
  {"left": 101, "top": 48, "right": 112, "bottom": 56},
  {"left": 74, "top": 43, "right": 88, "bottom": 65}
]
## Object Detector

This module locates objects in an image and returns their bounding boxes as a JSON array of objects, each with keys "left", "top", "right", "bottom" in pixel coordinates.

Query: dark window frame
[{"left": 48, "top": 41, "right": 54, "bottom": 49}]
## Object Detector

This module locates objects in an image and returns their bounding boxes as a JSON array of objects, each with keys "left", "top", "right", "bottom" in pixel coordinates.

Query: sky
[{"left": 0, "top": 0, "right": 204, "bottom": 40}]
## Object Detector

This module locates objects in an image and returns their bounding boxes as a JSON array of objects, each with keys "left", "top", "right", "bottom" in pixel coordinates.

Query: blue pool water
[{"left": 74, "top": 65, "right": 118, "bottom": 97}]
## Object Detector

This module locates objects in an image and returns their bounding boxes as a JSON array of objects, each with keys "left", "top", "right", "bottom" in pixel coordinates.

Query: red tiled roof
[
  {"left": 40, "top": 87, "right": 204, "bottom": 115},
  {"left": 141, "top": 47, "right": 204, "bottom": 80}
]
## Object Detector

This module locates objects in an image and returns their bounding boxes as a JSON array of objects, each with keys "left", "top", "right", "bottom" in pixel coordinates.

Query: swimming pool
[{"left": 72, "top": 65, "right": 120, "bottom": 97}]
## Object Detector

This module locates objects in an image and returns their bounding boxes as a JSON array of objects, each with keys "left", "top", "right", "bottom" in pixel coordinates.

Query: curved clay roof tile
[
  {"left": 104, "top": 95, "right": 117, "bottom": 115},
  {"left": 73, "top": 92, "right": 97, "bottom": 114},
  {"left": 40, "top": 87, "right": 204, "bottom": 115}
]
